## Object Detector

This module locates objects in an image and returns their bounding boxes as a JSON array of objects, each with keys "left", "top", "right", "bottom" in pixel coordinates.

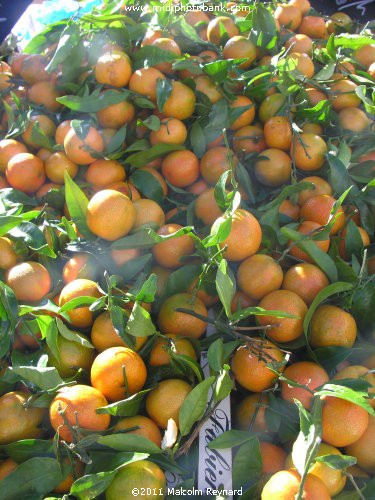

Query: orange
[
  {"left": 105, "top": 460, "right": 165, "bottom": 500},
  {"left": 254, "top": 148, "right": 292, "bottom": 187},
  {"left": 47, "top": 332, "right": 95, "bottom": 378},
  {"left": 229, "top": 95, "right": 255, "bottom": 130},
  {"left": 133, "top": 198, "right": 165, "bottom": 229},
  {"left": 260, "top": 442, "right": 287, "bottom": 475},
  {"left": 0, "top": 139, "right": 27, "bottom": 172},
  {"left": 150, "top": 117, "right": 187, "bottom": 145},
  {"left": 304, "top": 86, "right": 327, "bottom": 106},
  {"left": 301, "top": 123, "right": 324, "bottom": 135},
  {"left": 22, "top": 114, "right": 56, "bottom": 148},
  {"left": 85, "top": 159, "right": 126, "bottom": 188},
  {"left": 95, "top": 50, "right": 132, "bottom": 87},
  {"left": 291, "top": 133, "right": 327, "bottom": 171},
  {"left": 151, "top": 38, "right": 181, "bottom": 74},
  {"left": 285, "top": 33, "right": 313, "bottom": 55},
  {"left": 289, "top": 0, "right": 311, "bottom": 14},
  {"left": 235, "top": 393, "right": 270, "bottom": 432},
  {"left": 64, "top": 125, "right": 104, "bottom": 165},
  {"left": 86, "top": 189, "right": 136, "bottom": 241},
  {"left": 274, "top": 4, "right": 302, "bottom": 31},
  {"left": 237, "top": 254, "right": 284, "bottom": 300},
  {"left": 354, "top": 44, "right": 375, "bottom": 68},
  {"left": 261, "top": 469, "right": 330, "bottom": 500},
  {"left": 161, "top": 81, "right": 196, "bottom": 120},
  {"left": 27, "top": 81, "right": 61, "bottom": 112},
  {"left": 282, "top": 263, "right": 329, "bottom": 305},
  {"left": 346, "top": 416, "right": 375, "bottom": 473},
  {"left": 279, "top": 200, "right": 300, "bottom": 221},
  {"left": 152, "top": 223, "right": 195, "bottom": 269},
  {"left": 113, "top": 415, "right": 162, "bottom": 447},
  {"left": 149, "top": 334, "right": 197, "bottom": 366},
  {"left": 194, "top": 75, "right": 222, "bottom": 104},
  {"left": 286, "top": 52, "right": 315, "bottom": 78},
  {"left": 62, "top": 254, "right": 96, "bottom": 284},
  {"left": 258, "top": 290, "right": 308, "bottom": 343},
  {"left": 264, "top": 116, "right": 292, "bottom": 151},
  {"left": 321, "top": 396, "right": 369, "bottom": 447},
  {"left": 112, "top": 247, "right": 146, "bottom": 266},
  {"left": 128, "top": 67, "right": 165, "bottom": 102},
  {"left": 207, "top": 16, "right": 239, "bottom": 45},
  {"left": 231, "top": 290, "right": 258, "bottom": 313},
  {"left": 53, "top": 458, "right": 85, "bottom": 494},
  {"left": 18, "top": 53, "right": 49, "bottom": 84},
  {"left": 45, "top": 152, "right": 78, "bottom": 184},
  {"left": 217, "top": 209, "right": 262, "bottom": 262},
  {"left": 0, "top": 237, "right": 18, "bottom": 270},
  {"left": 310, "top": 304, "right": 357, "bottom": 348},
  {"left": 330, "top": 79, "right": 360, "bottom": 111},
  {"left": 137, "top": 167, "right": 168, "bottom": 198},
  {"left": 0, "top": 458, "right": 18, "bottom": 480},
  {"left": 259, "top": 94, "right": 287, "bottom": 123},
  {"left": 184, "top": 10, "right": 209, "bottom": 26},
  {"left": 326, "top": 12, "right": 352, "bottom": 34},
  {"left": 333, "top": 365, "right": 375, "bottom": 408},
  {"left": 281, "top": 361, "right": 329, "bottom": 409},
  {"left": 0, "top": 391, "right": 46, "bottom": 445},
  {"left": 55, "top": 120, "right": 72, "bottom": 145},
  {"left": 49, "top": 384, "right": 110, "bottom": 442},
  {"left": 96, "top": 93, "right": 135, "bottom": 128},
  {"left": 298, "top": 15, "right": 328, "bottom": 38},
  {"left": 6, "top": 261, "right": 51, "bottom": 302},
  {"left": 339, "top": 107, "right": 370, "bottom": 132},
  {"left": 59, "top": 278, "right": 101, "bottom": 328},
  {"left": 141, "top": 27, "right": 162, "bottom": 47},
  {"left": 6, "top": 153, "right": 45, "bottom": 193},
  {"left": 200, "top": 146, "right": 237, "bottom": 185},
  {"left": 233, "top": 124, "right": 266, "bottom": 155},
  {"left": 223, "top": 36, "right": 257, "bottom": 69},
  {"left": 231, "top": 340, "right": 285, "bottom": 392},
  {"left": 339, "top": 226, "right": 370, "bottom": 260},
  {"left": 298, "top": 176, "right": 332, "bottom": 206},
  {"left": 161, "top": 150, "right": 200, "bottom": 187},
  {"left": 158, "top": 292, "right": 208, "bottom": 338},
  {"left": 36, "top": 148, "right": 53, "bottom": 163},
  {"left": 300, "top": 194, "right": 345, "bottom": 235},
  {"left": 91, "top": 311, "right": 146, "bottom": 352},
  {"left": 195, "top": 187, "right": 223, "bottom": 225},
  {"left": 91, "top": 346, "right": 147, "bottom": 402},
  {"left": 146, "top": 378, "right": 192, "bottom": 429}
]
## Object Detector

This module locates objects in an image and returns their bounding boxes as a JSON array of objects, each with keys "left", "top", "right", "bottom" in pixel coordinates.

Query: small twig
[{"left": 345, "top": 472, "right": 366, "bottom": 500}]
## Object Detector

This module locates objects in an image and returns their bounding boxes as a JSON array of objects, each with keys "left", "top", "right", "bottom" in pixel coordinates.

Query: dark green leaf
[
  {"left": 315, "top": 383, "right": 375, "bottom": 415},
  {"left": 97, "top": 434, "right": 160, "bottom": 454},
  {"left": 58, "top": 89, "right": 131, "bottom": 113},
  {"left": 125, "top": 302, "right": 156, "bottom": 337},
  {"left": 64, "top": 172, "right": 93, "bottom": 239},
  {"left": 10, "top": 365, "right": 64, "bottom": 390},
  {"left": 179, "top": 376, "right": 215, "bottom": 436},
  {"left": 1, "top": 439, "right": 54, "bottom": 463},
  {"left": 232, "top": 438, "right": 262, "bottom": 490},
  {"left": 156, "top": 78, "right": 173, "bottom": 113},
  {"left": 96, "top": 389, "right": 152, "bottom": 416},
  {"left": 208, "top": 430, "right": 253, "bottom": 450}
]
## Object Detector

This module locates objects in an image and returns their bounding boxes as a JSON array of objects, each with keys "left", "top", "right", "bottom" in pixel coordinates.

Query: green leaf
[
  {"left": 179, "top": 376, "right": 215, "bottom": 437},
  {"left": 134, "top": 274, "right": 157, "bottom": 302},
  {"left": 214, "top": 368, "right": 234, "bottom": 402},
  {"left": 190, "top": 122, "right": 206, "bottom": 158},
  {"left": 315, "top": 454, "right": 357, "bottom": 470},
  {"left": 0, "top": 457, "right": 63, "bottom": 500},
  {"left": 64, "top": 171, "right": 93, "bottom": 239},
  {"left": 126, "top": 143, "right": 184, "bottom": 168},
  {"left": 96, "top": 389, "right": 152, "bottom": 416},
  {"left": 156, "top": 78, "right": 173, "bottom": 113},
  {"left": 1, "top": 439, "right": 54, "bottom": 463},
  {"left": 232, "top": 438, "right": 262, "bottom": 490},
  {"left": 216, "top": 259, "right": 235, "bottom": 319},
  {"left": 97, "top": 434, "right": 160, "bottom": 454},
  {"left": 162, "top": 264, "right": 201, "bottom": 300},
  {"left": 208, "top": 429, "right": 253, "bottom": 450},
  {"left": 10, "top": 365, "right": 64, "bottom": 391},
  {"left": 326, "top": 153, "right": 354, "bottom": 197},
  {"left": 351, "top": 281, "right": 375, "bottom": 336},
  {"left": 130, "top": 169, "right": 165, "bottom": 204},
  {"left": 133, "top": 46, "right": 181, "bottom": 70},
  {"left": 207, "top": 338, "right": 224, "bottom": 373},
  {"left": 58, "top": 89, "right": 131, "bottom": 112},
  {"left": 125, "top": 302, "right": 156, "bottom": 337},
  {"left": 70, "top": 470, "right": 118, "bottom": 500},
  {"left": 333, "top": 34, "right": 375, "bottom": 50},
  {"left": 46, "top": 23, "right": 80, "bottom": 72},
  {"left": 58, "top": 295, "right": 99, "bottom": 313},
  {"left": 315, "top": 383, "right": 375, "bottom": 415},
  {"left": 9, "top": 221, "right": 56, "bottom": 257}
]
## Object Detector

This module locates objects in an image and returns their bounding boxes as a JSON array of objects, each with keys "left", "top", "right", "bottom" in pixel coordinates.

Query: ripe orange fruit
[
  {"left": 6, "top": 153, "right": 45, "bottom": 193},
  {"left": 0, "top": 458, "right": 18, "bottom": 480},
  {"left": 223, "top": 36, "right": 257, "bottom": 69},
  {"left": 146, "top": 378, "right": 192, "bottom": 429},
  {"left": 85, "top": 159, "right": 126, "bottom": 188},
  {"left": 260, "top": 441, "right": 287, "bottom": 475},
  {"left": 291, "top": 133, "right": 327, "bottom": 171},
  {"left": 233, "top": 124, "right": 266, "bottom": 155},
  {"left": 113, "top": 415, "right": 162, "bottom": 447},
  {"left": 64, "top": 126, "right": 104, "bottom": 165},
  {"left": 150, "top": 117, "right": 187, "bottom": 145},
  {"left": 161, "top": 81, "right": 196, "bottom": 120},
  {"left": 27, "top": 81, "right": 61, "bottom": 112},
  {"left": 49, "top": 384, "right": 110, "bottom": 442},
  {"left": 133, "top": 198, "right": 165, "bottom": 230},
  {"left": 354, "top": 44, "right": 375, "bottom": 68},
  {"left": 310, "top": 304, "right": 357, "bottom": 348},
  {"left": 152, "top": 223, "right": 195, "bottom": 269},
  {"left": 0, "top": 139, "right": 27, "bottom": 172},
  {"left": 0, "top": 237, "right": 18, "bottom": 270},
  {"left": 184, "top": 10, "right": 209, "bottom": 26},
  {"left": 151, "top": 38, "right": 181, "bottom": 74},
  {"left": 22, "top": 114, "right": 56, "bottom": 148},
  {"left": 304, "top": 86, "right": 327, "bottom": 107},
  {"left": 59, "top": 278, "right": 101, "bottom": 328},
  {"left": 18, "top": 53, "right": 49, "bottom": 83},
  {"left": 289, "top": 0, "right": 311, "bottom": 14},
  {"left": 207, "top": 16, "right": 239, "bottom": 45},
  {"left": 259, "top": 290, "right": 308, "bottom": 343},
  {"left": 195, "top": 187, "right": 223, "bottom": 225},
  {"left": 274, "top": 4, "right": 302, "bottom": 31},
  {"left": 298, "top": 176, "right": 332, "bottom": 206},
  {"left": 129, "top": 67, "right": 165, "bottom": 102},
  {"left": 200, "top": 146, "right": 238, "bottom": 185},
  {"left": 279, "top": 200, "right": 300, "bottom": 221},
  {"left": 91, "top": 311, "right": 146, "bottom": 352},
  {"left": 298, "top": 15, "right": 327, "bottom": 38},
  {"left": 264, "top": 116, "right": 292, "bottom": 151},
  {"left": 261, "top": 469, "right": 330, "bottom": 500},
  {"left": 55, "top": 120, "right": 72, "bottom": 145},
  {"left": 346, "top": 416, "right": 375, "bottom": 473},
  {"left": 339, "top": 226, "right": 370, "bottom": 260},
  {"left": 47, "top": 333, "right": 95, "bottom": 378},
  {"left": 281, "top": 361, "right": 329, "bottom": 409},
  {"left": 259, "top": 93, "right": 287, "bottom": 123},
  {"left": 0, "top": 391, "right": 46, "bottom": 444},
  {"left": 229, "top": 95, "right": 255, "bottom": 130},
  {"left": 285, "top": 33, "right": 313, "bottom": 55},
  {"left": 339, "top": 107, "right": 370, "bottom": 132},
  {"left": 231, "top": 340, "right": 285, "bottom": 392},
  {"left": 137, "top": 166, "right": 168, "bottom": 198},
  {"left": 6, "top": 261, "right": 51, "bottom": 302},
  {"left": 321, "top": 396, "right": 369, "bottom": 447},
  {"left": 158, "top": 292, "right": 207, "bottom": 338},
  {"left": 333, "top": 365, "right": 375, "bottom": 407},
  {"left": 62, "top": 254, "right": 96, "bottom": 284},
  {"left": 95, "top": 50, "right": 132, "bottom": 87},
  {"left": 216, "top": 209, "right": 262, "bottom": 262},
  {"left": 330, "top": 79, "right": 360, "bottom": 111},
  {"left": 91, "top": 346, "right": 147, "bottom": 402},
  {"left": 161, "top": 150, "right": 199, "bottom": 187},
  {"left": 289, "top": 220, "right": 330, "bottom": 262},
  {"left": 237, "top": 254, "right": 284, "bottom": 300},
  {"left": 96, "top": 92, "right": 135, "bottom": 128},
  {"left": 254, "top": 148, "right": 292, "bottom": 187},
  {"left": 149, "top": 334, "right": 197, "bottom": 366},
  {"left": 289, "top": 52, "right": 315, "bottom": 78},
  {"left": 86, "top": 189, "right": 136, "bottom": 241},
  {"left": 235, "top": 393, "right": 270, "bottom": 432},
  {"left": 105, "top": 460, "right": 165, "bottom": 500},
  {"left": 282, "top": 263, "right": 329, "bottom": 305},
  {"left": 45, "top": 152, "right": 78, "bottom": 184}
]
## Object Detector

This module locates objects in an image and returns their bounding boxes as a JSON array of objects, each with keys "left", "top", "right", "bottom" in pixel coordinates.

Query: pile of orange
[{"left": 0, "top": 0, "right": 374, "bottom": 497}]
